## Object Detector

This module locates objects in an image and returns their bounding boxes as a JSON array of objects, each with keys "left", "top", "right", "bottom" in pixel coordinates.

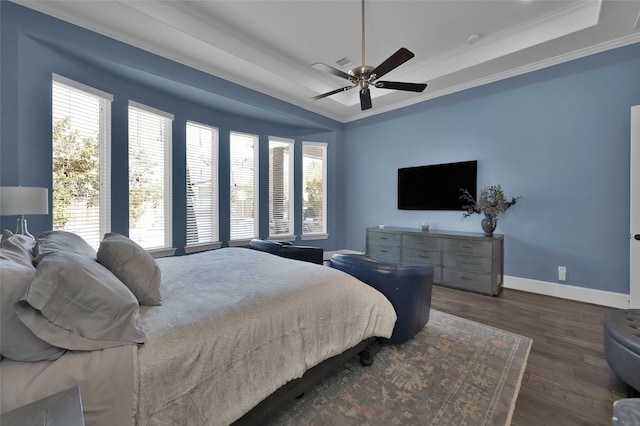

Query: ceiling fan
[{"left": 310, "top": 0, "right": 427, "bottom": 111}]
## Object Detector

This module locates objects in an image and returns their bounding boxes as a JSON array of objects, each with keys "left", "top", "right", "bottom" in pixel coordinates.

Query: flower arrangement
[{"left": 459, "top": 184, "right": 520, "bottom": 219}]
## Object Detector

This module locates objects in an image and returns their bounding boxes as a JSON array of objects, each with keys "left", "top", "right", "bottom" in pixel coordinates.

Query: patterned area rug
[{"left": 267, "top": 310, "right": 532, "bottom": 426}]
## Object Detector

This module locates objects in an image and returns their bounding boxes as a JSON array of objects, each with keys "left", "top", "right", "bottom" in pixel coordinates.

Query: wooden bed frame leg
[{"left": 358, "top": 339, "right": 380, "bottom": 366}]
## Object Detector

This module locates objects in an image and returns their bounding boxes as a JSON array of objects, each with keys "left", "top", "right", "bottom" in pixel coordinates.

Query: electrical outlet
[{"left": 558, "top": 266, "right": 567, "bottom": 281}]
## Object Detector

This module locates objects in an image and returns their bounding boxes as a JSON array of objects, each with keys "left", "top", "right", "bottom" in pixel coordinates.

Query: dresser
[{"left": 366, "top": 227, "right": 504, "bottom": 295}]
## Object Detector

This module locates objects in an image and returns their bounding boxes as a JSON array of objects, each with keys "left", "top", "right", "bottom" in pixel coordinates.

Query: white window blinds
[
  {"left": 128, "top": 102, "right": 173, "bottom": 250},
  {"left": 302, "top": 142, "right": 327, "bottom": 237},
  {"left": 52, "top": 75, "right": 112, "bottom": 249},
  {"left": 186, "top": 121, "right": 219, "bottom": 247},
  {"left": 268, "top": 137, "right": 294, "bottom": 237},
  {"left": 229, "top": 131, "right": 259, "bottom": 242}
]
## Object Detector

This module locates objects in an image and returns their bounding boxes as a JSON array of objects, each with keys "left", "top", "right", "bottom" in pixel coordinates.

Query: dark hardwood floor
[{"left": 430, "top": 284, "right": 627, "bottom": 426}]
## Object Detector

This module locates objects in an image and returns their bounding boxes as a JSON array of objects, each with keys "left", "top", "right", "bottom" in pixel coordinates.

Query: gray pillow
[
  {"left": 0, "top": 244, "right": 65, "bottom": 362},
  {"left": 34, "top": 230, "right": 97, "bottom": 264},
  {"left": 97, "top": 233, "right": 162, "bottom": 306},
  {"left": 1, "top": 229, "right": 36, "bottom": 258},
  {"left": 15, "top": 252, "right": 146, "bottom": 351}
]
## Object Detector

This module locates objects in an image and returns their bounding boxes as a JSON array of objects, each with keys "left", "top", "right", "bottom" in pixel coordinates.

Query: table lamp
[{"left": 0, "top": 186, "right": 49, "bottom": 238}]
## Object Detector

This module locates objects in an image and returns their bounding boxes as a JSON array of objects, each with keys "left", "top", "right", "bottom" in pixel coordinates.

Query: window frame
[
  {"left": 268, "top": 137, "right": 295, "bottom": 241},
  {"left": 185, "top": 120, "right": 220, "bottom": 253},
  {"left": 51, "top": 74, "right": 113, "bottom": 250},
  {"left": 301, "top": 141, "right": 328, "bottom": 240},
  {"left": 127, "top": 101, "right": 174, "bottom": 256},
  {"left": 229, "top": 131, "right": 259, "bottom": 246}
]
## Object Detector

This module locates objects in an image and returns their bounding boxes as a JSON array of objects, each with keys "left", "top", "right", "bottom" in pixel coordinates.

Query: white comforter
[
  {"left": 138, "top": 248, "right": 396, "bottom": 425},
  {"left": 1, "top": 248, "right": 396, "bottom": 426}
]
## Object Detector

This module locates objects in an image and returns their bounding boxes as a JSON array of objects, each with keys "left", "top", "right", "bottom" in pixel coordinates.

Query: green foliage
[
  {"left": 460, "top": 184, "right": 520, "bottom": 218},
  {"left": 305, "top": 177, "right": 323, "bottom": 216},
  {"left": 129, "top": 149, "right": 162, "bottom": 227},
  {"left": 52, "top": 117, "right": 99, "bottom": 229},
  {"left": 53, "top": 117, "right": 163, "bottom": 230}
]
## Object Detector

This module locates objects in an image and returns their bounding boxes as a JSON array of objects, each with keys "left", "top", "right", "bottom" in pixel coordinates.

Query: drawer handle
[
  {"left": 380, "top": 237, "right": 388, "bottom": 240},
  {"left": 461, "top": 276, "right": 473, "bottom": 281},
  {"left": 461, "top": 245, "right": 473, "bottom": 249},
  {"left": 461, "top": 261, "right": 475, "bottom": 266},
  {"left": 381, "top": 249, "right": 388, "bottom": 253}
]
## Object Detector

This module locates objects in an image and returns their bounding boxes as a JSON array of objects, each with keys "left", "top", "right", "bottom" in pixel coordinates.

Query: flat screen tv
[{"left": 397, "top": 160, "right": 477, "bottom": 210}]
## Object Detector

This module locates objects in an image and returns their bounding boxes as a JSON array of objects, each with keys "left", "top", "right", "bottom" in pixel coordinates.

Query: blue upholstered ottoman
[
  {"left": 604, "top": 310, "right": 640, "bottom": 395},
  {"left": 330, "top": 253, "right": 434, "bottom": 345}
]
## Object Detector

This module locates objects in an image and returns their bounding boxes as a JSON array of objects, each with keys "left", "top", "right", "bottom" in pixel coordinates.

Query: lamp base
[{"left": 15, "top": 215, "right": 34, "bottom": 239}]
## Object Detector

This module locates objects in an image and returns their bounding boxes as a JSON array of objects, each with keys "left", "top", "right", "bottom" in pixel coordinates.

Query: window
[
  {"left": 128, "top": 101, "right": 173, "bottom": 252},
  {"left": 302, "top": 142, "right": 327, "bottom": 239},
  {"left": 268, "top": 137, "right": 294, "bottom": 238},
  {"left": 52, "top": 74, "right": 112, "bottom": 249},
  {"left": 229, "top": 132, "right": 259, "bottom": 243},
  {"left": 186, "top": 121, "right": 219, "bottom": 252}
]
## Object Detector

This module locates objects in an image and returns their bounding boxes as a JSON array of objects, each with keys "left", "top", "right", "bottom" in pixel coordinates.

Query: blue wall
[
  {"left": 2, "top": 2, "right": 639, "bottom": 294},
  {"left": 341, "top": 43, "right": 640, "bottom": 294},
  {"left": 0, "top": 2, "right": 345, "bottom": 253}
]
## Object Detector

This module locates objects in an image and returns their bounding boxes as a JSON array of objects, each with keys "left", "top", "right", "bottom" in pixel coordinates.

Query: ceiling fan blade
[
  {"left": 360, "top": 88, "right": 372, "bottom": 110},
  {"left": 375, "top": 81, "right": 427, "bottom": 92},
  {"left": 310, "top": 85, "right": 356, "bottom": 101},
  {"left": 311, "top": 63, "right": 353, "bottom": 81},
  {"left": 371, "top": 48, "right": 415, "bottom": 80}
]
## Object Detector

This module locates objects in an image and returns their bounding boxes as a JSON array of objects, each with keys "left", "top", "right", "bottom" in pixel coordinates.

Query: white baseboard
[{"left": 504, "top": 276, "right": 629, "bottom": 309}]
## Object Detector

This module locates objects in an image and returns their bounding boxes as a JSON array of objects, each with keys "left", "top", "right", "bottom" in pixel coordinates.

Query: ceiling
[{"left": 13, "top": 0, "right": 640, "bottom": 123}]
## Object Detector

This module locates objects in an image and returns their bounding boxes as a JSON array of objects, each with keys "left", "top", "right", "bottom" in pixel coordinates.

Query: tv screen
[{"left": 397, "top": 160, "right": 477, "bottom": 210}]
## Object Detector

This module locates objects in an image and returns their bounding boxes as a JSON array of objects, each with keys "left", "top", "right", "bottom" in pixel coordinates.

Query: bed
[{"left": 0, "top": 230, "right": 397, "bottom": 425}]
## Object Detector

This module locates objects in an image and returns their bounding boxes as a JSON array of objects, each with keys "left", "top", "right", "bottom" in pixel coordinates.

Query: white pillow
[
  {"left": 1, "top": 229, "right": 36, "bottom": 259},
  {"left": 97, "top": 233, "right": 162, "bottom": 306},
  {"left": 0, "top": 245, "right": 65, "bottom": 361},
  {"left": 34, "top": 230, "right": 97, "bottom": 265},
  {"left": 15, "top": 252, "right": 146, "bottom": 351}
]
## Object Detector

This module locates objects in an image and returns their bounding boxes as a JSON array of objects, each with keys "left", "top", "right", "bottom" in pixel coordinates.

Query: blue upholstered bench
[
  {"left": 329, "top": 253, "right": 434, "bottom": 344},
  {"left": 249, "top": 239, "right": 324, "bottom": 265}
]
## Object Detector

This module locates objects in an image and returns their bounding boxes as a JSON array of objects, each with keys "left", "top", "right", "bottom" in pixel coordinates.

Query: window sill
[
  {"left": 301, "top": 233, "right": 329, "bottom": 241},
  {"left": 267, "top": 234, "right": 297, "bottom": 242},
  {"left": 149, "top": 247, "right": 177, "bottom": 258},
  {"left": 228, "top": 239, "right": 253, "bottom": 247},
  {"left": 184, "top": 242, "right": 222, "bottom": 254}
]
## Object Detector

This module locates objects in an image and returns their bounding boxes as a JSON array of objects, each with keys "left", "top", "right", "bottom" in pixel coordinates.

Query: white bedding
[
  {"left": 138, "top": 248, "right": 396, "bottom": 425},
  {"left": 1, "top": 247, "right": 396, "bottom": 425},
  {"left": 1, "top": 345, "right": 135, "bottom": 425}
]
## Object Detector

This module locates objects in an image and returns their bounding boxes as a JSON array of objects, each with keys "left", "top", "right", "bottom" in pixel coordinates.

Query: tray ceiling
[{"left": 13, "top": 0, "right": 640, "bottom": 123}]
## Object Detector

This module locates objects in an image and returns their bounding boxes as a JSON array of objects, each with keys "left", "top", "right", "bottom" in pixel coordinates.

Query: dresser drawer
[
  {"left": 402, "top": 247, "right": 441, "bottom": 266},
  {"left": 402, "top": 234, "right": 442, "bottom": 251},
  {"left": 443, "top": 253, "right": 493, "bottom": 273},
  {"left": 368, "top": 243, "right": 400, "bottom": 263},
  {"left": 442, "top": 269, "right": 492, "bottom": 294},
  {"left": 368, "top": 231, "right": 401, "bottom": 247},
  {"left": 443, "top": 238, "right": 492, "bottom": 256},
  {"left": 400, "top": 260, "right": 442, "bottom": 282}
]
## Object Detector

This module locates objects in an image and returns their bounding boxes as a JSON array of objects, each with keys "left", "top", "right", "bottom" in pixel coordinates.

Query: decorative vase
[{"left": 481, "top": 215, "right": 497, "bottom": 237}]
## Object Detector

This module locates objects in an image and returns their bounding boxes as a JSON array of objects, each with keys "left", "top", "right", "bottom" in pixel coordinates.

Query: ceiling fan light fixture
[{"left": 310, "top": 0, "right": 427, "bottom": 111}]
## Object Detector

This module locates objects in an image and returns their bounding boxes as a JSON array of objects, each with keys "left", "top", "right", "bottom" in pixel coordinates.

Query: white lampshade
[{"left": 0, "top": 186, "right": 49, "bottom": 216}]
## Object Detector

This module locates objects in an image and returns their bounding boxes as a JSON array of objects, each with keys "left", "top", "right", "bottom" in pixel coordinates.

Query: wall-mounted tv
[{"left": 397, "top": 160, "right": 477, "bottom": 210}]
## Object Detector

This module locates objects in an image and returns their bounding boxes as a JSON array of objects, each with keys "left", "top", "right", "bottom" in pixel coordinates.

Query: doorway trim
[{"left": 630, "top": 105, "right": 639, "bottom": 308}]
